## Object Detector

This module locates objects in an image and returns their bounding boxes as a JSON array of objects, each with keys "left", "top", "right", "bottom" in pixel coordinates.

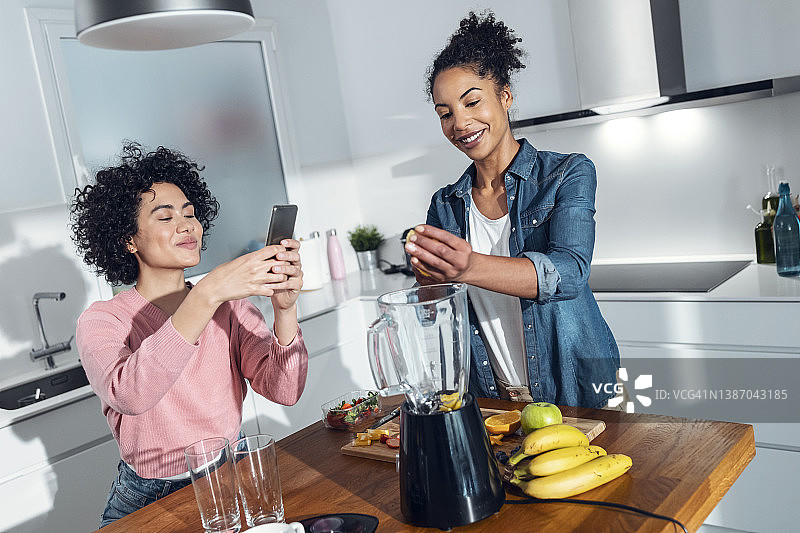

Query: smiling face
[
  {"left": 432, "top": 66, "right": 514, "bottom": 162},
  {"left": 128, "top": 182, "right": 202, "bottom": 277}
]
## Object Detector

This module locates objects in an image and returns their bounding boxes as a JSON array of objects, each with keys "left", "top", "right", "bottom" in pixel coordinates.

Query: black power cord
[
  {"left": 378, "top": 259, "right": 414, "bottom": 276},
  {"left": 378, "top": 259, "right": 401, "bottom": 274},
  {"left": 504, "top": 497, "right": 688, "bottom": 533}
]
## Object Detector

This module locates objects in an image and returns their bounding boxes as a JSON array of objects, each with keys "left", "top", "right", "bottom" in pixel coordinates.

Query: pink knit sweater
[{"left": 76, "top": 287, "right": 308, "bottom": 478}]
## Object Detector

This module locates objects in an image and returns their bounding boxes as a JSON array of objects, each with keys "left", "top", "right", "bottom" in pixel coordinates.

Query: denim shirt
[{"left": 426, "top": 139, "right": 620, "bottom": 409}]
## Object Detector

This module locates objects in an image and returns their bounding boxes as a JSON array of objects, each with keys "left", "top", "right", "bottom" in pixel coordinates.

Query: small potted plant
[{"left": 347, "top": 224, "right": 383, "bottom": 270}]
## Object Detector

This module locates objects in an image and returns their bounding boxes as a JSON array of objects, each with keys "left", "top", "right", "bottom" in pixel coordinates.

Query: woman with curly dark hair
[
  {"left": 71, "top": 142, "right": 308, "bottom": 527},
  {"left": 405, "top": 11, "right": 621, "bottom": 409}
]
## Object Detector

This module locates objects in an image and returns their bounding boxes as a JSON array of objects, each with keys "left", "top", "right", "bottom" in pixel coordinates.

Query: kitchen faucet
[{"left": 29, "top": 292, "right": 73, "bottom": 370}]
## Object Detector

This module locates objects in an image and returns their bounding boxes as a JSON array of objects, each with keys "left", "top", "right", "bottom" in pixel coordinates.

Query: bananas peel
[
  {"left": 511, "top": 454, "right": 632, "bottom": 499},
  {"left": 515, "top": 445, "right": 607, "bottom": 478},
  {"left": 508, "top": 424, "right": 589, "bottom": 465}
]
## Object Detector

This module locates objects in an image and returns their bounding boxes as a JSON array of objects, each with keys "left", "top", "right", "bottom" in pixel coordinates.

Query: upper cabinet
[
  {"left": 0, "top": 9, "right": 77, "bottom": 213},
  {"left": 680, "top": 0, "right": 800, "bottom": 90}
]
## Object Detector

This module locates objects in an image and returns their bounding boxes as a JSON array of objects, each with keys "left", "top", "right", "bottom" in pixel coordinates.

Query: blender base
[{"left": 399, "top": 393, "right": 505, "bottom": 529}]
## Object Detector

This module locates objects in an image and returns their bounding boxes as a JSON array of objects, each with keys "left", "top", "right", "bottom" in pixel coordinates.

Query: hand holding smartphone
[{"left": 265, "top": 204, "right": 298, "bottom": 246}]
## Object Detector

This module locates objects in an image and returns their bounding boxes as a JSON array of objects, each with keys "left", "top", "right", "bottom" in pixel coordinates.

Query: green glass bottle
[{"left": 755, "top": 209, "right": 776, "bottom": 264}]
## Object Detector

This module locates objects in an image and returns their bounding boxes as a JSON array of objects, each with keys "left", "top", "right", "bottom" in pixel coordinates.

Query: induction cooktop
[{"left": 588, "top": 260, "right": 751, "bottom": 293}]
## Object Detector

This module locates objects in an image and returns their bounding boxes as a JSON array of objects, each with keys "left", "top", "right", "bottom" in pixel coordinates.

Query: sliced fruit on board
[{"left": 484, "top": 410, "right": 521, "bottom": 435}]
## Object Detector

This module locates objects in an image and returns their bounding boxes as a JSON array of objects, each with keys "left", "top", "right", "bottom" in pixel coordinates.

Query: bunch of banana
[
  {"left": 507, "top": 424, "right": 589, "bottom": 465},
  {"left": 506, "top": 424, "right": 632, "bottom": 499}
]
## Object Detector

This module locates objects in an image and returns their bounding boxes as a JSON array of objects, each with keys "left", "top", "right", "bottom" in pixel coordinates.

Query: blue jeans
[
  {"left": 99, "top": 432, "right": 246, "bottom": 528},
  {"left": 99, "top": 460, "right": 192, "bottom": 528}
]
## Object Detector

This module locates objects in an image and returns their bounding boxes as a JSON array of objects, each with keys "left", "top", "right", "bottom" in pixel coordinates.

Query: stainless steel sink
[{"left": 0, "top": 365, "right": 90, "bottom": 410}]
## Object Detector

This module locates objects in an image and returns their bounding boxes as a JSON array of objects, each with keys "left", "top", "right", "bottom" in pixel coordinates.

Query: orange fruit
[
  {"left": 489, "top": 434, "right": 505, "bottom": 446},
  {"left": 484, "top": 410, "right": 522, "bottom": 435}
]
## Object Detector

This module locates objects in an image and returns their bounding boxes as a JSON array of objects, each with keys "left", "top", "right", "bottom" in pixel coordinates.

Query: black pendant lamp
[{"left": 75, "top": 0, "right": 255, "bottom": 51}]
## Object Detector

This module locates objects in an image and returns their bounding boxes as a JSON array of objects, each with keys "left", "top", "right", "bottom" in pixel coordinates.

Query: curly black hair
[
  {"left": 426, "top": 10, "right": 526, "bottom": 99},
  {"left": 70, "top": 142, "right": 220, "bottom": 286}
]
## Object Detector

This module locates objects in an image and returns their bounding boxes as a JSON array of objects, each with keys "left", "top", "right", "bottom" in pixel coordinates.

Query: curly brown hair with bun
[
  {"left": 70, "top": 142, "right": 219, "bottom": 286},
  {"left": 426, "top": 10, "right": 526, "bottom": 98}
]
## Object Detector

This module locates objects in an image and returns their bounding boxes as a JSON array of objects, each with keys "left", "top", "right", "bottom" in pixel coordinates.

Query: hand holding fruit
[{"left": 404, "top": 225, "right": 474, "bottom": 284}]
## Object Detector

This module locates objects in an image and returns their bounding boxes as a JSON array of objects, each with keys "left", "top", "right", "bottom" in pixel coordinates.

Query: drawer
[
  {"left": 0, "top": 437, "right": 118, "bottom": 533},
  {"left": 0, "top": 395, "right": 111, "bottom": 482},
  {"left": 598, "top": 301, "right": 800, "bottom": 350},
  {"left": 299, "top": 300, "right": 367, "bottom": 357}
]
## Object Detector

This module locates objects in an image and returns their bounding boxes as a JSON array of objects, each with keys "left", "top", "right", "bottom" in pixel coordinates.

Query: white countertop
[{"left": 3, "top": 261, "right": 797, "bottom": 428}]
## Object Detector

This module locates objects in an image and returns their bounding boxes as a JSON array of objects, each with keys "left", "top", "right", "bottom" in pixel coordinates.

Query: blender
[{"left": 368, "top": 283, "right": 504, "bottom": 529}]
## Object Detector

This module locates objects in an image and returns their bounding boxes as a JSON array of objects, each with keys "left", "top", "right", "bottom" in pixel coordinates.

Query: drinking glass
[
  {"left": 185, "top": 437, "right": 241, "bottom": 533},
  {"left": 232, "top": 434, "right": 285, "bottom": 526}
]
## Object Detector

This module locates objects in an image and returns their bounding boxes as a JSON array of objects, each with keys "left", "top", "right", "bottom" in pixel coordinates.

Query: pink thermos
[{"left": 326, "top": 228, "right": 346, "bottom": 280}]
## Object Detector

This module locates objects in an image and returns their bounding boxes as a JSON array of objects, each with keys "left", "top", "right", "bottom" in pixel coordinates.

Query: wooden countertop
[{"left": 95, "top": 399, "right": 755, "bottom": 533}]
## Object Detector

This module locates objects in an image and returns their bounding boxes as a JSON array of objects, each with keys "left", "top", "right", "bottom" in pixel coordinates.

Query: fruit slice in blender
[{"left": 439, "top": 392, "right": 462, "bottom": 411}]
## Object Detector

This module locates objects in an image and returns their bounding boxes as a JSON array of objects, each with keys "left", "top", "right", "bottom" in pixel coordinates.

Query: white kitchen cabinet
[
  {"left": 0, "top": 395, "right": 118, "bottom": 533},
  {"left": 0, "top": 395, "right": 110, "bottom": 481},
  {"left": 0, "top": 437, "right": 118, "bottom": 533},
  {"left": 597, "top": 296, "right": 800, "bottom": 533},
  {"left": 598, "top": 299, "right": 799, "bottom": 350},
  {"left": 703, "top": 447, "right": 800, "bottom": 532},
  {"left": 680, "top": 0, "right": 800, "bottom": 90},
  {"left": 1, "top": 10, "right": 78, "bottom": 214},
  {"left": 250, "top": 299, "right": 376, "bottom": 440}
]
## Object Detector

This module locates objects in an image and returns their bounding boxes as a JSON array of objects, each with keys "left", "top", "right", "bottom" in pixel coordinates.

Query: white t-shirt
[{"left": 466, "top": 192, "right": 528, "bottom": 386}]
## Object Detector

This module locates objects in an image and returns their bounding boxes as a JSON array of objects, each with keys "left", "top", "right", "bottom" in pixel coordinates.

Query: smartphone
[{"left": 265, "top": 204, "right": 298, "bottom": 246}]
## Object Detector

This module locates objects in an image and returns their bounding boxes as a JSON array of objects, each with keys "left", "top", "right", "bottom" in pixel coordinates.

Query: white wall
[
  {"left": 323, "top": 0, "right": 581, "bottom": 160},
  {"left": 343, "top": 91, "right": 800, "bottom": 262}
]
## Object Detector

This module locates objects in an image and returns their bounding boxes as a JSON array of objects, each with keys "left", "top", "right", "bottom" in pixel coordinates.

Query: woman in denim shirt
[{"left": 405, "top": 11, "right": 620, "bottom": 409}]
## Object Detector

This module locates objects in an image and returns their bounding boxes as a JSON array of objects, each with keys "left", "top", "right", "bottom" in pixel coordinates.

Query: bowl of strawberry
[{"left": 322, "top": 390, "right": 382, "bottom": 431}]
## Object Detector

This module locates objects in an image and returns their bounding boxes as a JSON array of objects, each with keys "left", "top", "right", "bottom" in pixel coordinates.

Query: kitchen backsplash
[{"left": 342, "top": 90, "right": 800, "bottom": 263}]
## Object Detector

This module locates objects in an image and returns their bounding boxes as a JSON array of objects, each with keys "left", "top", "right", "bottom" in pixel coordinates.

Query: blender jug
[
  {"left": 367, "top": 284, "right": 504, "bottom": 529},
  {"left": 368, "top": 283, "right": 469, "bottom": 414}
]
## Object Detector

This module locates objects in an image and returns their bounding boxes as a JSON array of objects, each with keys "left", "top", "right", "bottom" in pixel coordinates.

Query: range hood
[{"left": 512, "top": 0, "right": 800, "bottom": 130}]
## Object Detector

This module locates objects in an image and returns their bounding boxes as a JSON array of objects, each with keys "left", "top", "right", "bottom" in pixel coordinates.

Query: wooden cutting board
[{"left": 340, "top": 408, "right": 606, "bottom": 463}]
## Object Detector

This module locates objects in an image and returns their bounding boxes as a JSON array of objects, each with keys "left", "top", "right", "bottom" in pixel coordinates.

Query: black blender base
[{"left": 399, "top": 393, "right": 505, "bottom": 529}]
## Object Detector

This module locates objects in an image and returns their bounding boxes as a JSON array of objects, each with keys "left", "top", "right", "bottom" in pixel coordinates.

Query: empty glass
[
  {"left": 232, "top": 434, "right": 285, "bottom": 526},
  {"left": 185, "top": 437, "right": 241, "bottom": 533}
]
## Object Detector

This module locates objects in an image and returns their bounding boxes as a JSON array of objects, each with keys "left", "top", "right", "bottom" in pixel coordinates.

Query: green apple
[{"left": 520, "top": 402, "right": 563, "bottom": 434}]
